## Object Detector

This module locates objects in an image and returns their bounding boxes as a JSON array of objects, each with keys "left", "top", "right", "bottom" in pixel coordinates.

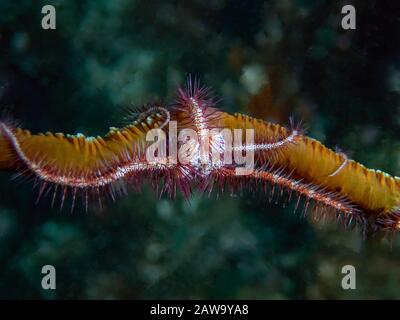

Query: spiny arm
[
  {"left": 217, "top": 112, "right": 400, "bottom": 219},
  {"left": 0, "top": 112, "right": 168, "bottom": 186}
]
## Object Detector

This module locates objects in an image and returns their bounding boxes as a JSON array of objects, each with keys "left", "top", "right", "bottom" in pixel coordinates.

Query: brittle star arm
[
  {"left": 213, "top": 112, "right": 400, "bottom": 232},
  {"left": 0, "top": 112, "right": 193, "bottom": 210}
]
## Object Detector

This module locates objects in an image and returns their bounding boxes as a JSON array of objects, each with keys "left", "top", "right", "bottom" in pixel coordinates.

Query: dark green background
[{"left": 0, "top": 0, "right": 399, "bottom": 299}]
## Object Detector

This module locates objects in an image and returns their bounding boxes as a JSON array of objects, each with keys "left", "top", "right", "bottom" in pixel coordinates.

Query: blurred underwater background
[{"left": 0, "top": 0, "right": 400, "bottom": 299}]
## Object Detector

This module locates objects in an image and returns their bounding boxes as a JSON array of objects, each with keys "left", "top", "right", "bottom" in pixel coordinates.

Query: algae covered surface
[{"left": 0, "top": 0, "right": 400, "bottom": 299}]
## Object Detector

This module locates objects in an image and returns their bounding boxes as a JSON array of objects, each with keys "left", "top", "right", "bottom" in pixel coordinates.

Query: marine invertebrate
[{"left": 0, "top": 76, "right": 399, "bottom": 235}]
